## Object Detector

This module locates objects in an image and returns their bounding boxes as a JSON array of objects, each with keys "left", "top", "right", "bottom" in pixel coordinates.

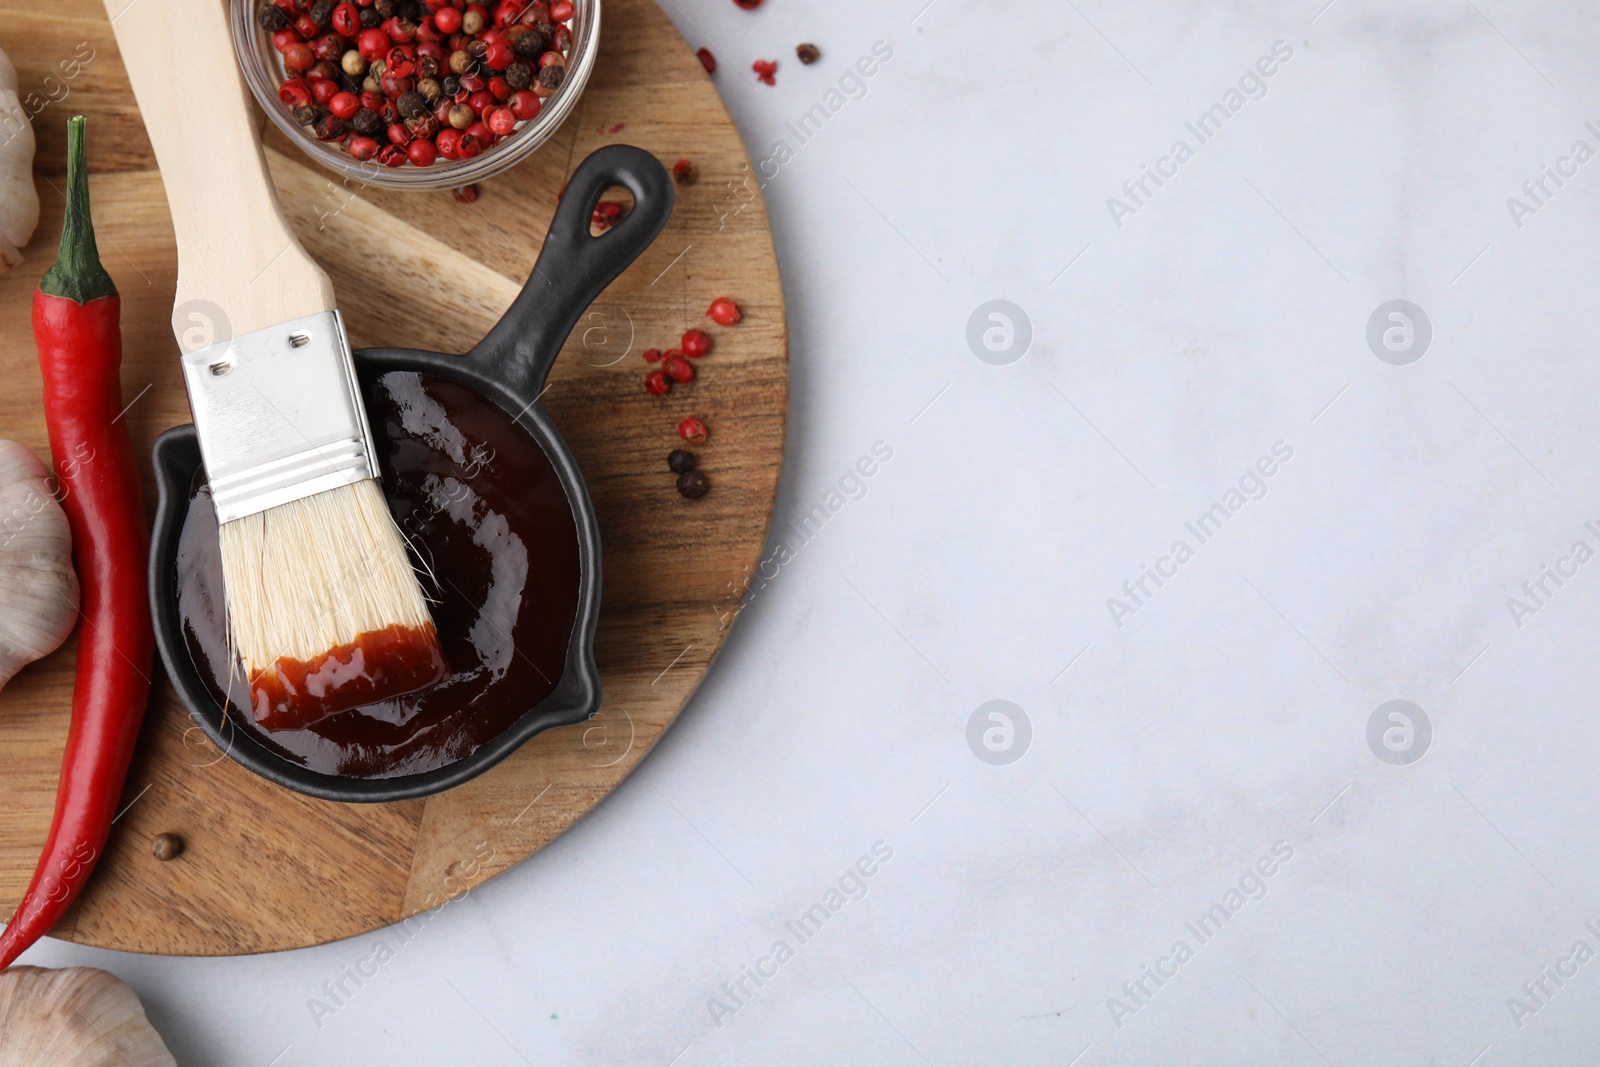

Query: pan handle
[{"left": 465, "top": 144, "right": 675, "bottom": 394}]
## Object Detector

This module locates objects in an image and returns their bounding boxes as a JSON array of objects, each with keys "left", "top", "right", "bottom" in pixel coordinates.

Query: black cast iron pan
[{"left": 147, "top": 145, "right": 673, "bottom": 803}]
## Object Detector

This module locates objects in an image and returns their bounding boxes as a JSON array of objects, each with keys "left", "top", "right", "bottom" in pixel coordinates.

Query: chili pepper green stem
[{"left": 38, "top": 115, "right": 117, "bottom": 305}]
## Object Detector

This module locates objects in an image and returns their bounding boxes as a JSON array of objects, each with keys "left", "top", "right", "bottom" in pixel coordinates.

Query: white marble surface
[{"left": 21, "top": 0, "right": 1600, "bottom": 1063}]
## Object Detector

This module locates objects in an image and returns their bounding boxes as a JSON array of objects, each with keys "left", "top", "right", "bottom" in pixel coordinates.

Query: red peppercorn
[
  {"left": 272, "top": 27, "right": 301, "bottom": 52},
  {"left": 752, "top": 59, "right": 777, "bottom": 85},
  {"left": 385, "top": 44, "right": 417, "bottom": 77},
  {"left": 468, "top": 88, "right": 495, "bottom": 114},
  {"left": 677, "top": 417, "right": 708, "bottom": 444},
  {"left": 707, "top": 297, "right": 742, "bottom": 326},
  {"left": 485, "top": 38, "right": 514, "bottom": 69},
  {"left": 311, "top": 78, "right": 342, "bottom": 106},
  {"left": 508, "top": 89, "right": 540, "bottom": 120},
  {"left": 294, "top": 13, "right": 321, "bottom": 38},
  {"left": 642, "top": 347, "right": 662, "bottom": 363},
  {"left": 457, "top": 131, "right": 485, "bottom": 157},
  {"left": 436, "top": 127, "right": 464, "bottom": 157},
  {"left": 348, "top": 134, "right": 380, "bottom": 160},
  {"left": 434, "top": 4, "right": 462, "bottom": 32},
  {"left": 459, "top": 71, "right": 487, "bottom": 92},
  {"left": 332, "top": 1, "right": 361, "bottom": 34},
  {"left": 387, "top": 121, "right": 410, "bottom": 143},
  {"left": 278, "top": 78, "right": 312, "bottom": 107},
  {"left": 733, "top": 0, "right": 761, "bottom": 8},
  {"left": 487, "top": 106, "right": 516, "bottom": 135},
  {"left": 377, "top": 144, "right": 409, "bottom": 166},
  {"left": 671, "top": 158, "right": 698, "bottom": 185},
  {"left": 550, "top": 0, "right": 574, "bottom": 19},
  {"left": 681, "top": 329, "right": 710, "bottom": 358},
  {"left": 465, "top": 119, "right": 495, "bottom": 147},
  {"left": 494, "top": 0, "right": 520, "bottom": 27},
  {"left": 284, "top": 42, "right": 316, "bottom": 72},
  {"left": 407, "top": 137, "right": 438, "bottom": 165},
  {"left": 664, "top": 353, "right": 694, "bottom": 383},
  {"left": 329, "top": 90, "right": 360, "bottom": 118},
  {"left": 696, "top": 47, "right": 716, "bottom": 73},
  {"left": 645, "top": 369, "right": 671, "bottom": 396},
  {"left": 380, "top": 72, "right": 415, "bottom": 97},
  {"left": 313, "top": 33, "right": 346, "bottom": 62},
  {"left": 451, "top": 184, "right": 478, "bottom": 202},
  {"left": 488, "top": 74, "right": 512, "bottom": 100},
  {"left": 357, "top": 28, "right": 390, "bottom": 60}
]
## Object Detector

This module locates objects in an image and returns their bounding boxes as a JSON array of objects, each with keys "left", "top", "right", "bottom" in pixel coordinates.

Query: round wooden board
[{"left": 0, "top": 0, "right": 785, "bottom": 954}]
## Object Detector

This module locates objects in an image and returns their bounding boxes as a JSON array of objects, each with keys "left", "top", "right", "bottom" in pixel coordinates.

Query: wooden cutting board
[{"left": 0, "top": 0, "right": 785, "bottom": 954}]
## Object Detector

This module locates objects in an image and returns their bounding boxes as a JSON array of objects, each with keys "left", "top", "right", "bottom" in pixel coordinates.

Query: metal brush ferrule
[{"left": 180, "top": 310, "right": 379, "bottom": 525}]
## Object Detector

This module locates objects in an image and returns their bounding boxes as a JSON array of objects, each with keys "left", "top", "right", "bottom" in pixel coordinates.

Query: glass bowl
[{"left": 230, "top": 0, "right": 600, "bottom": 191}]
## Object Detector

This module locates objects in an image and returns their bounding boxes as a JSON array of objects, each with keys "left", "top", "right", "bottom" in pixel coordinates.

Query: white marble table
[{"left": 23, "top": 1, "right": 1600, "bottom": 1063}]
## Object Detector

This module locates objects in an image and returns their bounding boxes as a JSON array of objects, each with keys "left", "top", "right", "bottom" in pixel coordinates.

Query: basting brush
[{"left": 110, "top": 0, "right": 445, "bottom": 730}]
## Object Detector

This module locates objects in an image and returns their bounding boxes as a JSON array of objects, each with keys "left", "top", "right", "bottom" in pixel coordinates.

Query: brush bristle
[{"left": 219, "top": 479, "right": 446, "bottom": 730}]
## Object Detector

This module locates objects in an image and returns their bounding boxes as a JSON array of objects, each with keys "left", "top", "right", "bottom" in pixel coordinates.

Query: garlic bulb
[
  {"left": 0, "top": 45, "right": 37, "bottom": 269},
  {"left": 0, "top": 967, "right": 176, "bottom": 1066},
  {"left": 0, "top": 439, "right": 78, "bottom": 690}
]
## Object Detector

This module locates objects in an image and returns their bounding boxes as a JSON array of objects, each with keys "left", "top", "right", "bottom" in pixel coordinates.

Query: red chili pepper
[{"left": 0, "top": 116, "right": 153, "bottom": 971}]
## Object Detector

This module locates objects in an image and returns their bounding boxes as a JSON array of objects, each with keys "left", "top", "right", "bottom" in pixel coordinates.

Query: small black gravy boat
[{"left": 148, "top": 146, "right": 673, "bottom": 803}]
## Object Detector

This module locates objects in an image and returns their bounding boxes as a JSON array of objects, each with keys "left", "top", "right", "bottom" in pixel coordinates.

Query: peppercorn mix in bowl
[{"left": 231, "top": 0, "right": 599, "bottom": 191}]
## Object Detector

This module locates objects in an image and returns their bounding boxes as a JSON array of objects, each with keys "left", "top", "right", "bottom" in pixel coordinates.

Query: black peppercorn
[
  {"left": 677, "top": 470, "right": 710, "bottom": 499},
  {"left": 374, "top": 0, "right": 395, "bottom": 17},
  {"left": 292, "top": 104, "right": 318, "bottom": 125},
  {"left": 314, "top": 113, "right": 348, "bottom": 141},
  {"left": 466, "top": 38, "right": 488, "bottom": 60},
  {"left": 511, "top": 28, "right": 547, "bottom": 58},
  {"left": 796, "top": 42, "right": 821, "bottom": 64},
  {"left": 396, "top": 90, "right": 428, "bottom": 118},
  {"left": 441, "top": 74, "right": 461, "bottom": 97},
  {"left": 351, "top": 107, "right": 383, "bottom": 136},
  {"left": 151, "top": 833, "right": 184, "bottom": 861},
  {"left": 668, "top": 450, "right": 696, "bottom": 474},
  {"left": 396, "top": 0, "right": 421, "bottom": 18},
  {"left": 504, "top": 61, "right": 533, "bottom": 91},
  {"left": 359, "top": 5, "right": 381, "bottom": 27},
  {"left": 308, "top": 0, "right": 333, "bottom": 27},
  {"left": 534, "top": 21, "right": 556, "bottom": 41},
  {"left": 537, "top": 64, "right": 565, "bottom": 91},
  {"left": 258, "top": 3, "right": 290, "bottom": 30}
]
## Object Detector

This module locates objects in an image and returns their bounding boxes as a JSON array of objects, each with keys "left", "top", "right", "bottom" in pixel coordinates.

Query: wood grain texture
[{"left": 0, "top": 0, "right": 786, "bottom": 954}]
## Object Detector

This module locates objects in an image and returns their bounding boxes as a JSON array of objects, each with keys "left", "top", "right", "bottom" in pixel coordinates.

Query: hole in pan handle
[{"left": 465, "top": 144, "right": 675, "bottom": 395}]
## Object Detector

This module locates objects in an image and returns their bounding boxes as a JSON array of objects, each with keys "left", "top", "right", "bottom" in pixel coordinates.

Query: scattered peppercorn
[
  {"left": 733, "top": 0, "right": 762, "bottom": 8},
  {"left": 642, "top": 347, "right": 662, "bottom": 363},
  {"left": 664, "top": 352, "right": 695, "bottom": 383},
  {"left": 672, "top": 158, "right": 698, "bottom": 185},
  {"left": 646, "top": 369, "right": 672, "bottom": 396},
  {"left": 797, "top": 43, "right": 820, "bottom": 64},
  {"left": 151, "top": 833, "right": 184, "bottom": 861},
  {"left": 697, "top": 47, "right": 717, "bottom": 74},
  {"left": 677, "top": 416, "right": 708, "bottom": 443},
  {"left": 681, "top": 329, "right": 711, "bottom": 358},
  {"left": 752, "top": 59, "right": 778, "bottom": 85},
  {"left": 707, "top": 297, "right": 742, "bottom": 326},
  {"left": 668, "top": 449, "right": 696, "bottom": 474},
  {"left": 451, "top": 184, "right": 478, "bottom": 203},
  {"left": 677, "top": 469, "right": 710, "bottom": 499}
]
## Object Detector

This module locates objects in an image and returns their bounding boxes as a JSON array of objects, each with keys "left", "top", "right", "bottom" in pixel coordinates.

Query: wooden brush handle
[{"left": 105, "top": 0, "right": 334, "bottom": 342}]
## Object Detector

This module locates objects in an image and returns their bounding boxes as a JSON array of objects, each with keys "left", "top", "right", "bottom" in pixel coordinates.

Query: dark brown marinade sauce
[{"left": 177, "top": 371, "right": 581, "bottom": 778}]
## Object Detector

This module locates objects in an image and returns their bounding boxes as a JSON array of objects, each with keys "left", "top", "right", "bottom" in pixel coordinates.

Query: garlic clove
[
  {"left": 0, "top": 967, "right": 177, "bottom": 1066},
  {"left": 0, "top": 439, "right": 79, "bottom": 691}
]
